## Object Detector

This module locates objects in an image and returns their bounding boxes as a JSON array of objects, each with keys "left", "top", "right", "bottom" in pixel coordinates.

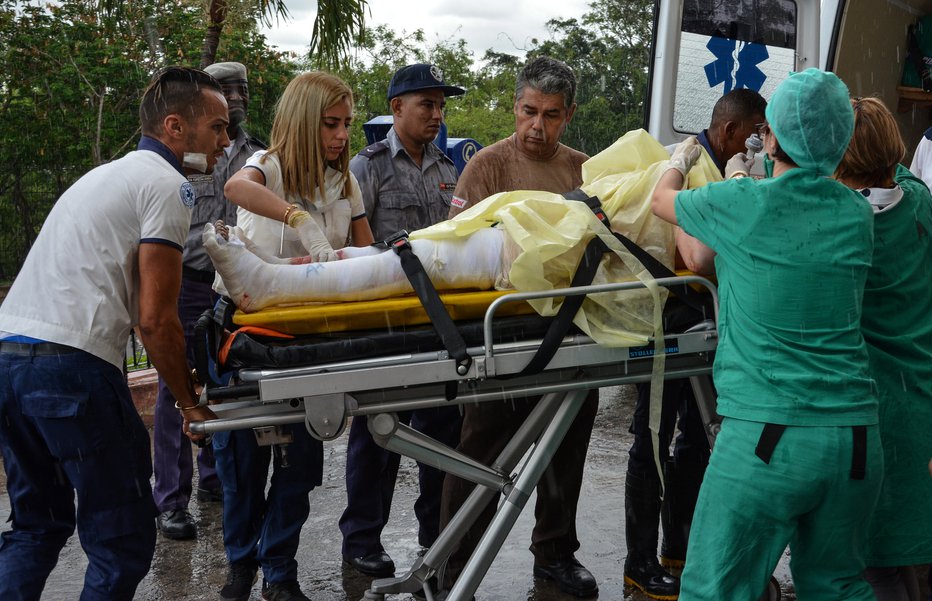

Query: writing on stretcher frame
[{"left": 204, "top": 129, "right": 724, "bottom": 348}]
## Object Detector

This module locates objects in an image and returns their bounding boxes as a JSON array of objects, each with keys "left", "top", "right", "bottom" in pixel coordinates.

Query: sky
[{"left": 260, "top": 0, "right": 593, "bottom": 61}]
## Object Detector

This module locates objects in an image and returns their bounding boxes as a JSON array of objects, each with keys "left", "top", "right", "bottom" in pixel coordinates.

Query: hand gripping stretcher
[{"left": 189, "top": 195, "right": 721, "bottom": 601}]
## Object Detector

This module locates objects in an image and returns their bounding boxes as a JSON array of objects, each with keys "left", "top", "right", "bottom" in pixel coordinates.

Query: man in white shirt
[{"left": 0, "top": 66, "right": 229, "bottom": 600}]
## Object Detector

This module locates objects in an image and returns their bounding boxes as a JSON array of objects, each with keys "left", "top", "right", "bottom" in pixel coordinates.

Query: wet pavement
[{"left": 1, "top": 385, "right": 801, "bottom": 600}]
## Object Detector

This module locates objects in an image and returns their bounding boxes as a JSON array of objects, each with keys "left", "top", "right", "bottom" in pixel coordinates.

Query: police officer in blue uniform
[{"left": 339, "top": 64, "right": 465, "bottom": 577}]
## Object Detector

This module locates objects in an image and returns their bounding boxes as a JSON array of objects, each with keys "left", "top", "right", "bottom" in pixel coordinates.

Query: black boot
[
  {"left": 624, "top": 470, "right": 680, "bottom": 600},
  {"left": 660, "top": 459, "right": 706, "bottom": 569}
]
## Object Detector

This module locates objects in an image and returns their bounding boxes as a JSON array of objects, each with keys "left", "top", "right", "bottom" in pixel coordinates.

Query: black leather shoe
[
  {"left": 623, "top": 557, "right": 680, "bottom": 600},
  {"left": 344, "top": 551, "right": 395, "bottom": 577},
  {"left": 220, "top": 561, "right": 258, "bottom": 601},
  {"left": 156, "top": 509, "right": 196, "bottom": 540},
  {"left": 533, "top": 557, "right": 599, "bottom": 597},
  {"left": 261, "top": 579, "right": 310, "bottom": 601},
  {"left": 196, "top": 485, "right": 223, "bottom": 503}
]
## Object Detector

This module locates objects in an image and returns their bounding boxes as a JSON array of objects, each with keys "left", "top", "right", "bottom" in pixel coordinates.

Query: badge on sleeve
[
  {"left": 451, "top": 195, "right": 467, "bottom": 209},
  {"left": 179, "top": 181, "right": 196, "bottom": 207}
]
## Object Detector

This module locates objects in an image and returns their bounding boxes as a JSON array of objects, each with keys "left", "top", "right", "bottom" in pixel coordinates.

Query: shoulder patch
[
  {"left": 179, "top": 181, "right": 196, "bottom": 208},
  {"left": 357, "top": 140, "right": 390, "bottom": 159}
]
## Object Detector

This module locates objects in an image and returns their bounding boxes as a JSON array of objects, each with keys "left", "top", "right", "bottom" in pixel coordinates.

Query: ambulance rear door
[{"left": 647, "top": 0, "right": 821, "bottom": 146}]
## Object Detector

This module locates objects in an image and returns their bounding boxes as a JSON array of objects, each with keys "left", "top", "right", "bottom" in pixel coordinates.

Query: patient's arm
[
  {"left": 204, "top": 223, "right": 507, "bottom": 312},
  {"left": 675, "top": 227, "right": 716, "bottom": 275}
]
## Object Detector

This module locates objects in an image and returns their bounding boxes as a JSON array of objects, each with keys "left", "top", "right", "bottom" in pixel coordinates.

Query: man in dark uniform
[
  {"left": 152, "top": 61, "right": 266, "bottom": 543},
  {"left": 339, "top": 64, "right": 465, "bottom": 578}
]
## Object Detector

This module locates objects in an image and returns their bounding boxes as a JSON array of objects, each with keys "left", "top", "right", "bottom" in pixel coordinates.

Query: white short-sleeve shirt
[
  {"left": 0, "top": 149, "right": 191, "bottom": 368},
  {"left": 237, "top": 150, "right": 364, "bottom": 258}
]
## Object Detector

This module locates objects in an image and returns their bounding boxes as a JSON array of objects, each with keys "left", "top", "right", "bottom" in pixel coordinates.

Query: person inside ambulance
[
  {"left": 651, "top": 68, "right": 883, "bottom": 601},
  {"left": 833, "top": 96, "right": 932, "bottom": 601},
  {"left": 623, "top": 88, "right": 767, "bottom": 601}
]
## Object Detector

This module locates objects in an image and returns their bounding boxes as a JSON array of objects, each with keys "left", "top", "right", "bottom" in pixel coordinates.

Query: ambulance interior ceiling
[{"left": 832, "top": 0, "right": 932, "bottom": 155}]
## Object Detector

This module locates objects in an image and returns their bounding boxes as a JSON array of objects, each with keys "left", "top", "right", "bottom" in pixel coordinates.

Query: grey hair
[{"left": 515, "top": 56, "right": 577, "bottom": 109}]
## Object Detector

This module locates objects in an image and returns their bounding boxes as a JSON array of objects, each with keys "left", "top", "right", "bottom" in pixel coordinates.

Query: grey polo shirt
[
  {"left": 184, "top": 127, "right": 266, "bottom": 272},
  {"left": 349, "top": 127, "right": 458, "bottom": 242}
]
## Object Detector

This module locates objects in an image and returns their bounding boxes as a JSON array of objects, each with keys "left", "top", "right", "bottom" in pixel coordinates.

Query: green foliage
[
  {"left": 532, "top": 0, "right": 655, "bottom": 156},
  {"left": 0, "top": 0, "right": 295, "bottom": 280},
  {"left": 0, "top": 0, "right": 655, "bottom": 280}
]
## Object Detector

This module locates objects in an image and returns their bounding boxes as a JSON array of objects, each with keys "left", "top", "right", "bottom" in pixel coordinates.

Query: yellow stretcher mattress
[{"left": 232, "top": 290, "right": 534, "bottom": 336}]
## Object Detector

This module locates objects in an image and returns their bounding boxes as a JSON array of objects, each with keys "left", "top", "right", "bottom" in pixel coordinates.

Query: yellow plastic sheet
[{"left": 413, "top": 129, "right": 722, "bottom": 347}]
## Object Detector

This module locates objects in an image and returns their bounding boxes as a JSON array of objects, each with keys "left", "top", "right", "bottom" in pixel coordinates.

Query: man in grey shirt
[{"left": 339, "top": 64, "right": 465, "bottom": 579}]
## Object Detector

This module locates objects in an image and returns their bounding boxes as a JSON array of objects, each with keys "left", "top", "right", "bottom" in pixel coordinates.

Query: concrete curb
[{"left": 128, "top": 367, "right": 159, "bottom": 427}]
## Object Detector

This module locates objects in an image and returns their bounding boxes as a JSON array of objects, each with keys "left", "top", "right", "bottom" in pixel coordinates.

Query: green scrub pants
[{"left": 679, "top": 417, "right": 882, "bottom": 601}]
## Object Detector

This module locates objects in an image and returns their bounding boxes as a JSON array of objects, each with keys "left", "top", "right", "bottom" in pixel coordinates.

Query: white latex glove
[
  {"left": 725, "top": 152, "right": 755, "bottom": 179},
  {"left": 289, "top": 211, "right": 338, "bottom": 262},
  {"left": 668, "top": 136, "right": 702, "bottom": 178}
]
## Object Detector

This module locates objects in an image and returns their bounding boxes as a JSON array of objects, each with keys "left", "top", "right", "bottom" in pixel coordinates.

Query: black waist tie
[
  {"left": 754, "top": 423, "right": 868, "bottom": 480},
  {"left": 754, "top": 423, "right": 787, "bottom": 464},
  {"left": 850, "top": 425, "right": 867, "bottom": 480}
]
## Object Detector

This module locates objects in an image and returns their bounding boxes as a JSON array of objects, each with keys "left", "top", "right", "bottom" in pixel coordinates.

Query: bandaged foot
[{"left": 203, "top": 223, "right": 508, "bottom": 312}]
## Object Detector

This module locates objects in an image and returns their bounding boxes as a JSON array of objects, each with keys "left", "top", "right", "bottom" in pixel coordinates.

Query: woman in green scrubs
[
  {"left": 834, "top": 97, "right": 932, "bottom": 601},
  {"left": 651, "top": 69, "right": 883, "bottom": 601}
]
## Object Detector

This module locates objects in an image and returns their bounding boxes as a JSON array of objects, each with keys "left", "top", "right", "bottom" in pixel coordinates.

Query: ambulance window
[{"left": 673, "top": 0, "right": 798, "bottom": 134}]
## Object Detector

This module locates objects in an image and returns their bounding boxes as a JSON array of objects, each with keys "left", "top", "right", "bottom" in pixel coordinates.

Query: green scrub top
[
  {"left": 862, "top": 165, "right": 932, "bottom": 566},
  {"left": 675, "top": 168, "right": 877, "bottom": 426}
]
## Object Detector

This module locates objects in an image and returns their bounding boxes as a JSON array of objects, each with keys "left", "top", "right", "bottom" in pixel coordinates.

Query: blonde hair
[
  {"left": 263, "top": 71, "right": 354, "bottom": 200},
  {"left": 834, "top": 96, "right": 905, "bottom": 188}
]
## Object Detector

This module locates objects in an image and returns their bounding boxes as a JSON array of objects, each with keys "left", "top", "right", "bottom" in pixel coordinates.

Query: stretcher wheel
[{"left": 758, "top": 576, "right": 781, "bottom": 601}]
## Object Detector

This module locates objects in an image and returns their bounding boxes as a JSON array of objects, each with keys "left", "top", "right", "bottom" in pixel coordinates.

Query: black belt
[
  {"left": 183, "top": 267, "right": 216, "bottom": 283},
  {"left": 0, "top": 341, "right": 79, "bottom": 356},
  {"left": 755, "top": 422, "right": 868, "bottom": 480}
]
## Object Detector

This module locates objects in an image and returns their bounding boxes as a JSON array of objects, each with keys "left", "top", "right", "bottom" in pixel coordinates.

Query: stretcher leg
[
  {"left": 448, "top": 388, "right": 587, "bottom": 601},
  {"left": 363, "top": 391, "right": 570, "bottom": 599},
  {"left": 689, "top": 374, "right": 720, "bottom": 447},
  {"left": 368, "top": 412, "right": 512, "bottom": 493}
]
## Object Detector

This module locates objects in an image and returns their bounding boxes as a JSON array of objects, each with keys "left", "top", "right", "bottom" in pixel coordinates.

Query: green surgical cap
[{"left": 765, "top": 68, "right": 854, "bottom": 176}]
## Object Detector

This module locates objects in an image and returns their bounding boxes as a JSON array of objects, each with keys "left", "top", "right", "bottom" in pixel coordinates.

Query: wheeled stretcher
[{"left": 190, "top": 263, "right": 720, "bottom": 601}]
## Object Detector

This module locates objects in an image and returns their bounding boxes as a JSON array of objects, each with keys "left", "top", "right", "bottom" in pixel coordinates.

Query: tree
[
  {"left": 532, "top": 0, "right": 654, "bottom": 155},
  {"left": 95, "top": 0, "right": 368, "bottom": 69},
  {"left": 0, "top": 0, "right": 295, "bottom": 280}
]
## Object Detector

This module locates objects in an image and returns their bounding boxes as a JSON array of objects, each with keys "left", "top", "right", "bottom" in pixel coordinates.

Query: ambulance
[{"left": 648, "top": 0, "right": 932, "bottom": 157}]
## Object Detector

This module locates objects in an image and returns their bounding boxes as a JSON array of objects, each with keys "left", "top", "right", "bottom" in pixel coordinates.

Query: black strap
[
  {"left": 507, "top": 236, "right": 610, "bottom": 378},
  {"left": 502, "top": 190, "right": 710, "bottom": 379},
  {"left": 850, "top": 425, "right": 867, "bottom": 480},
  {"left": 569, "top": 190, "right": 709, "bottom": 316},
  {"left": 390, "top": 233, "right": 471, "bottom": 399},
  {"left": 754, "top": 423, "right": 786, "bottom": 464}
]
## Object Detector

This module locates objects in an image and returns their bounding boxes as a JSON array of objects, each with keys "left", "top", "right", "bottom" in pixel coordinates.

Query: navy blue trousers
[
  {"left": 213, "top": 423, "right": 323, "bottom": 583},
  {"left": 339, "top": 406, "right": 463, "bottom": 559},
  {"left": 152, "top": 276, "right": 218, "bottom": 513},
  {"left": 0, "top": 349, "right": 157, "bottom": 600}
]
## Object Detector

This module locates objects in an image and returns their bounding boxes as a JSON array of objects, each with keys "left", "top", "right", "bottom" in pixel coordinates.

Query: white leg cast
[{"left": 203, "top": 223, "right": 507, "bottom": 312}]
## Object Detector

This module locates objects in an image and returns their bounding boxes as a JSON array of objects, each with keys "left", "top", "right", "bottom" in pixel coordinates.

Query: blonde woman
[
  {"left": 224, "top": 70, "right": 374, "bottom": 263},
  {"left": 213, "top": 70, "right": 373, "bottom": 601}
]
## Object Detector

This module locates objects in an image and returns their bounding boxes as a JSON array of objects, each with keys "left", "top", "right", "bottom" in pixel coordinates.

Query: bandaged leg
[{"left": 203, "top": 223, "right": 508, "bottom": 312}]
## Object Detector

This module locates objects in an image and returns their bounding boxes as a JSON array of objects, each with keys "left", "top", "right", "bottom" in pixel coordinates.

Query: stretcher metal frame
[{"left": 191, "top": 275, "right": 721, "bottom": 601}]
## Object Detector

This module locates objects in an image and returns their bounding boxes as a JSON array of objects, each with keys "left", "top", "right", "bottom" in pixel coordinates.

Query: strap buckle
[{"left": 372, "top": 229, "right": 410, "bottom": 251}]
